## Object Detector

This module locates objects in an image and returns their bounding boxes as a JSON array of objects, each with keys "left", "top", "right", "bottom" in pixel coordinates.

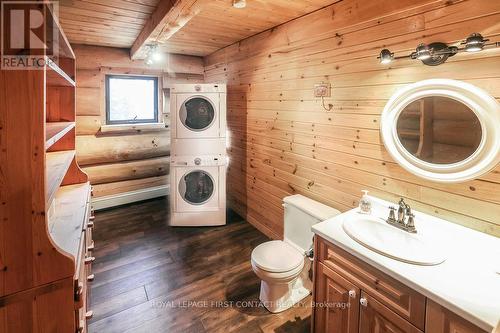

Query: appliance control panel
[{"left": 171, "top": 155, "right": 226, "bottom": 167}]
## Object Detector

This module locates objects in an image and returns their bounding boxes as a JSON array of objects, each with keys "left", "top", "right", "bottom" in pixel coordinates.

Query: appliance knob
[{"left": 194, "top": 158, "right": 201, "bottom": 165}]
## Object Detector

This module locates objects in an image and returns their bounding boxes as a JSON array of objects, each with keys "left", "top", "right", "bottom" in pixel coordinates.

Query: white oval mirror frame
[{"left": 381, "top": 79, "right": 500, "bottom": 183}]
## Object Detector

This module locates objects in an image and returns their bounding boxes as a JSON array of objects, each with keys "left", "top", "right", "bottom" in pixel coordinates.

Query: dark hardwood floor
[{"left": 88, "top": 197, "right": 311, "bottom": 333}]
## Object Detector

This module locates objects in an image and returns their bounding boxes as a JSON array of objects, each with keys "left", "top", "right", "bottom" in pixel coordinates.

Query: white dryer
[
  {"left": 170, "top": 84, "right": 226, "bottom": 140},
  {"left": 169, "top": 155, "right": 226, "bottom": 226}
]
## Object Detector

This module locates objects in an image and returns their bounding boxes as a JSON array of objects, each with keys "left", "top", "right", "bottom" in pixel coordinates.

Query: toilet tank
[{"left": 283, "top": 195, "right": 340, "bottom": 253}]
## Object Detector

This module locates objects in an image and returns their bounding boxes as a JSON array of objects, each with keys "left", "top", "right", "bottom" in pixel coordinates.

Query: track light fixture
[{"left": 378, "top": 33, "right": 499, "bottom": 66}]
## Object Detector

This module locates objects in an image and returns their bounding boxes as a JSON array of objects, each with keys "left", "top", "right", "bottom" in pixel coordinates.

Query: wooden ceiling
[
  {"left": 159, "top": 0, "right": 336, "bottom": 56},
  {"left": 59, "top": 0, "right": 335, "bottom": 57},
  {"left": 59, "top": 0, "right": 161, "bottom": 48}
]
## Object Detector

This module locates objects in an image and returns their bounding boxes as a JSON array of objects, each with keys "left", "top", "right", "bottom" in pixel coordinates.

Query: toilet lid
[{"left": 251, "top": 240, "right": 304, "bottom": 273}]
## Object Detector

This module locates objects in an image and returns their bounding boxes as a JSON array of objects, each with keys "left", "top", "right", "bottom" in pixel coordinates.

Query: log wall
[
  {"left": 204, "top": 0, "right": 500, "bottom": 238},
  {"left": 75, "top": 45, "right": 204, "bottom": 198}
]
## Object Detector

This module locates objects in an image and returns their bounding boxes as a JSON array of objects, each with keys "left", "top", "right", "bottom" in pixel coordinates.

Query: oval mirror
[
  {"left": 396, "top": 96, "right": 482, "bottom": 164},
  {"left": 381, "top": 79, "right": 500, "bottom": 183}
]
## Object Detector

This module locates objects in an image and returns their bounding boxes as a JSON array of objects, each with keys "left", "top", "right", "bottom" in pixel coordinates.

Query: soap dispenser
[{"left": 359, "top": 190, "right": 372, "bottom": 214}]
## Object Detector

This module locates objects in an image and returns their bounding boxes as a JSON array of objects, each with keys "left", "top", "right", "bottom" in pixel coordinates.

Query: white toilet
[{"left": 251, "top": 194, "right": 340, "bottom": 313}]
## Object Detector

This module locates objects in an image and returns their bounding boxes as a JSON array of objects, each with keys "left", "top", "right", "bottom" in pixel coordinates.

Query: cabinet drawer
[
  {"left": 359, "top": 291, "right": 423, "bottom": 333},
  {"left": 75, "top": 311, "right": 87, "bottom": 333},
  {"left": 318, "top": 237, "right": 426, "bottom": 330},
  {"left": 85, "top": 202, "right": 94, "bottom": 253},
  {"left": 74, "top": 231, "right": 87, "bottom": 310}
]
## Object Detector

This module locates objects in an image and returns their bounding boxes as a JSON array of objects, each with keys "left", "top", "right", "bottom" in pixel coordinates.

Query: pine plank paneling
[
  {"left": 205, "top": 0, "right": 500, "bottom": 238},
  {"left": 58, "top": 0, "right": 159, "bottom": 48}
]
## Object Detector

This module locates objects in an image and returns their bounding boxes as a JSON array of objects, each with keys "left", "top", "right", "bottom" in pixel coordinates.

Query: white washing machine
[
  {"left": 169, "top": 155, "right": 226, "bottom": 226},
  {"left": 170, "top": 84, "right": 226, "bottom": 140}
]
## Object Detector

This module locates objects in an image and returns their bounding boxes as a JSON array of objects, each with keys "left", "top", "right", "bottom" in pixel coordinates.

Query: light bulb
[
  {"left": 379, "top": 49, "right": 394, "bottom": 64},
  {"left": 415, "top": 43, "right": 431, "bottom": 60},
  {"left": 465, "top": 33, "right": 486, "bottom": 52},
  {"left": 233, "top": 0, "right": 246, "bottom": 8},
  {"left": 152, "top": 50, "right": 163, "bottom": 61}
]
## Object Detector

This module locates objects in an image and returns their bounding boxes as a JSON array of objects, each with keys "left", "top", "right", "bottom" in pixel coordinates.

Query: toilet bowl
[
  {"left": 251, "top": 240, "right": 308, "bottom": 313},
  {"left": 250, "top": 195, "right": 341, "bottom": 313}
]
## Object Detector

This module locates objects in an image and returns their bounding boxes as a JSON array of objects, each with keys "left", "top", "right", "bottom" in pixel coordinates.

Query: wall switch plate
[{"left": 314, "top": 83, "right": 331, "bottom": 97}]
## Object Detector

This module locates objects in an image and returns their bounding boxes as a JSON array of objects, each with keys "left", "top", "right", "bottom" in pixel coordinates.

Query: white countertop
[{"left": 312, "top": 196, "right": 500, "bottom": 333}]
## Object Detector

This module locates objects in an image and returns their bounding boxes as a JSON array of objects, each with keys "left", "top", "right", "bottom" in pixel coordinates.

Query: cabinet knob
[
  {"left": 84, "top": 256, "right": 95, "bottom": 264},
  {"left": 348, "top": 290, "right": 356, "bottom": 298},
  {"left": 85, "top": 310, "right": 93, "bottom": 320},
  {"left": 87, "top": 274, "right": 95, "bottom": 282},
  {"left": 360, "top": 298, "right": 368, "bottom": 307},
  {"left": 87, "top": 221, "right": 94, "bottom": 228},
  {"left": 87, "top": 241, "right": 95, "bottom": 252}
]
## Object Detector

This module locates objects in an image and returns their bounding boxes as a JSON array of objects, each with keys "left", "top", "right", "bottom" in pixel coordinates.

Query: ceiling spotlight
[
  {"left": 378, "top": 49, "right": 394, "bottom": 64},
  {"left": 151, "top": 45, "right": 163, "bottom": 61},
  {"left": 144, "top": 44, "right": 163, "bottom": 66},
  {"left": 415, "top": 43, "right": 431, "bottom": 60},
  {"left": 464, "top": 33, "right": 488, "bottom": 52},
  {"left": 233, "top": 0, "right": 246, "bottom": 8}
]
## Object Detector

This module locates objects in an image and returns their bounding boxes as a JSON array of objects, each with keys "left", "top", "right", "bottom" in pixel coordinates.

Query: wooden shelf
[
  {"left": 46, "top": 4, "right": 75, "bottom": 59},
  {"left": 0, "top": 0, "right": 88, "bottom": 327},
  {"left": 48, "top": 182, "right": 90, "bottom": 259},
  {"left": 46, "top": 59, "right": 75, "bottom": 87},
  {"left": 46, "top": 150, "right": 76, "bottom": 205},
  {"left": 46, "top": 122, "right": 75, "bottom": 150}
]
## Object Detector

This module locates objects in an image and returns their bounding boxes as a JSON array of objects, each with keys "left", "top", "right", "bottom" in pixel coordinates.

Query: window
[{"left": 105, "top": 75, "right": 158, "bottom": 124}]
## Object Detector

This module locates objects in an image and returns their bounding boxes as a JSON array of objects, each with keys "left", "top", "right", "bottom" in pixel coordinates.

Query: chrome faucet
[
  {"left": 387, "top": 198, "right": 417, "bottom": 233},
  {"left": 397, "top": 198, "right": 406, "bottom": 224}
]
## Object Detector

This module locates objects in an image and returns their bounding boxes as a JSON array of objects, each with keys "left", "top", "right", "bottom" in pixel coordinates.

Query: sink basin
[{"left": 342, "top": 215, "right": 446, "bottom": 266}]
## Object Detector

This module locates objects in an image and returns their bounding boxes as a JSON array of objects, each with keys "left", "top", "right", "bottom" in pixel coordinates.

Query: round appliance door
[
  {"left": 179, "top": 96, "right": 216, "bottom": 131},
  {"left": 178, "top": 170, "right": 215, "bottom": 205}
]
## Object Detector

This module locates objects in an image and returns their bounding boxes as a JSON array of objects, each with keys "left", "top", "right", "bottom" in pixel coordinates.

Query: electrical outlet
[{"left": 314, "top": 83, "right": 331, "bottom": 97}]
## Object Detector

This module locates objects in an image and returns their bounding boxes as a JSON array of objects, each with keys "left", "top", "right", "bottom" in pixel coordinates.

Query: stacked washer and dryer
[{"left": 169, "top": 84, "right": 227, "bottom": 226}]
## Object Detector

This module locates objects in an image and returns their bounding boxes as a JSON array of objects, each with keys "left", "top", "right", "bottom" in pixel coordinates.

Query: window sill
[{"left": 100, "top": 123, "right": 167, "bottom": 133}]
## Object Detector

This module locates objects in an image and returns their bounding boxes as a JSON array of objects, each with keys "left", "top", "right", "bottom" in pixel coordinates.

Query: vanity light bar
[{"left": 378, "top": 33, "right": 500, "bottom": 66}]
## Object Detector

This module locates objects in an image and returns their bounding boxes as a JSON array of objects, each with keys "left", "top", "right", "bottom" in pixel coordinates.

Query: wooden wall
[
  {"left": 204, "top": 0, "right": 500, "bottom": 238},
  {"left": 75, "top": 45, "right": 204, "bottom": 198}
]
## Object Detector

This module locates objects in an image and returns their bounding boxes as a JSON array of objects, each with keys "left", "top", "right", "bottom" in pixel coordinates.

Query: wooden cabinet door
[
  {"left": 314, "top": 262, "right": 360, "bottom": 333},
  {"left": 359, "top": 291, "right": 423, "bottom": 333},
  {"left": 318, "top": 238, "right": 426, "bottom": 330},
  {"left": 425, "top": 300, "right": 487, "bottom": 333}
]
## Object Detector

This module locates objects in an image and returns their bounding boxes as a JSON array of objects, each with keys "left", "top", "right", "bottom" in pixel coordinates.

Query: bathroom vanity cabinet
[{"left": 312, "top": 236, "right": 487, "bottom": 333}]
